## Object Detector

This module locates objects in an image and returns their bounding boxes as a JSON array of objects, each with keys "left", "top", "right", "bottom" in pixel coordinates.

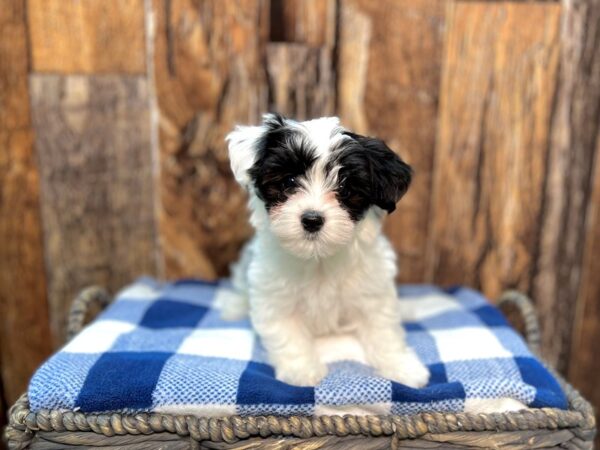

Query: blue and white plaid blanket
[{"left": 29, "top": 278, "right": 567, "bottom": 416}]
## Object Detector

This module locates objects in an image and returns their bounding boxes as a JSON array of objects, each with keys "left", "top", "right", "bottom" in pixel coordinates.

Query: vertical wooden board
[
  {"left": 27, "top": 0, "right": 146, "bottom": 74},
  {"left": 532, "top": 0, "right": 600, "bottom": 371},
  {"left": 337, "top": 0, "right": 445, "bottom": 282},
  {"left": 270, "top": 0, "right": 336, "bottom": 47},
  {"left": 427, "top": 2, "right": 561, "bottom": 301},
  {"left": 0, "top": 0, "right": 53, "bottom": 404},
  {"left": 153, "top": 0, "right": 269, "bottom": 279},
  {"left": 265, "top": 0, "right": 336, "bottom": 123},
  {"left": 29, "top": 75, "right": 159, "bottom": 344},
  {"left": 266, "top": 43, "right": 335, "bottom": 120},
  {"left": 569, "top": 141, "right": 600, "bottom": 447}
]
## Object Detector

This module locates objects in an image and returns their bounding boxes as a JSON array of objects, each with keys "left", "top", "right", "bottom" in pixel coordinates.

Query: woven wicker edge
[
  {"left": 4, "top": 289, "right": 597, "bottom": 449},
  {"left": 65, "top": 286, "right": 111, "bottom": 342}
]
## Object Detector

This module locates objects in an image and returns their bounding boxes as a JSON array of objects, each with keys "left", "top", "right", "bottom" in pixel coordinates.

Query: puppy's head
[{"left": 227, "top": 113, "right": 412, "bottom": 259}]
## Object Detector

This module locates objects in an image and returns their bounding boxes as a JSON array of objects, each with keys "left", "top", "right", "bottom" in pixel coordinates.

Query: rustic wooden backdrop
[{"left": 1, "top": 0, "right": 599, "bottom": 445}]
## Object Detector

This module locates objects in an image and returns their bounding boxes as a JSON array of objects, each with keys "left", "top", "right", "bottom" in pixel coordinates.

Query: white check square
[
  {"left": 399, "top": 294, "right": 461, "bottom": 321},
  {"left": 116, "top": 283, "right": 161, "bottom": 301},
  {"left": 178, "top": 329, "right": 255, "bottom": 361},
  {"left": 62, "top": 320, "right": 135, "bottom": 354},
  {"left": 430, "top": 327, "right": 512, "bottom": 362}
]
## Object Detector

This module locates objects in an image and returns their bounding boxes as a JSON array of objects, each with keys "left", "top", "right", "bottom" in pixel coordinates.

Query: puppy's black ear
[
  {"left": 226, "top": 113, "right": 289, "bottom": 187},
  {"left": 346, "top": 132, "right": 412, "bottom": 213}
]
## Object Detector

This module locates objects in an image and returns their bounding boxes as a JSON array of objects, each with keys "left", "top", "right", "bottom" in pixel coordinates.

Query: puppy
[{"left": 223, "top": 113, "right": 430, "bottom": 388}]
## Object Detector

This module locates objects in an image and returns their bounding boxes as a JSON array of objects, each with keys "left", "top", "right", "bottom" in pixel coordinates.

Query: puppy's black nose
[{"left": 301, "top": 210, "right": 325, "bottom": 233}]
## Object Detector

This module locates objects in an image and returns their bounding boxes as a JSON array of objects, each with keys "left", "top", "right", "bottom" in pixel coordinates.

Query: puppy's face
[{"left": 227, "top": 114, "right": 412, "bottom": 259}]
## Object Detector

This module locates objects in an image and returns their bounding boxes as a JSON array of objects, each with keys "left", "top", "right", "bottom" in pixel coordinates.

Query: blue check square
[
  {"left": 140, "top": 300, "right": 208, "bottom": 329},
  {"left": 236, "top": 362, "right": 315, "bottom": 405}
]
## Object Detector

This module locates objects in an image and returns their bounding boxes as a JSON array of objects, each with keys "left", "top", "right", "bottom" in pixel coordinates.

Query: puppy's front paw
[
  {"left": 275, "top": 358, "right": 327, "bottom": 386},
  {"left": 377, "top": 348, "right": 430, "bottom": 388}
]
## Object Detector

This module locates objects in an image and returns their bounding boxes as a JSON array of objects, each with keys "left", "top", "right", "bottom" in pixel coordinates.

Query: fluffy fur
[{"left": 223, "top": 113, "right": 430, "bottom": 388}]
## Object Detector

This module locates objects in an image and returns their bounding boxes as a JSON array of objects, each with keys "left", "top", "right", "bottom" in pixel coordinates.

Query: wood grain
[
  {"left": 266, "top": 43, "right": 334, "bottom": 120},
  {"left": 270, "top": 0, "right": 336, "bottom": 47},
  {"left": 27, "top": 0, "right": 146, "bottom": 74},
  {"left": 153, "top": 0, "right": 269, "bottom": 279},
  {"left": 265, "top": 1, "right": 337, "bottom": 136},
  {"left": 0, "top": 0, "right": 53, "bottom": 405},
  {"left": 564, "top": 3, "right": 600, "bottom": 444},
  {"left": 337, "top": 0, "right": 445, "bottom": 283},
  {"left": 532, "top": 0, "right": 600, "bottom": 372},
  {"left": 427, "top": 2, "right": 560, "bottom": 300},
  {"left": 29, "top": 75, "right": 159, "bottom": 344},
  {"left": 569, "top": 138, "right": 600, "bottom": 449}
]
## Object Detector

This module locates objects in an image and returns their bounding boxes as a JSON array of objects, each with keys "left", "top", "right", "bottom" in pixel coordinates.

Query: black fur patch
[
  {"left": 248, "top": 118, "right": 317, "bottom": 210},
  {"left": 328, "top": 132, "right": 412, "bottom": 221}
]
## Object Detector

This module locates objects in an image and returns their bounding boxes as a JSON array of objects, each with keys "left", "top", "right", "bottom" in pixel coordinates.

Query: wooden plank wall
[
  {"left": 27, "top": 0, "right": 159, "bottom": 346},
  {"left": 428, "top": 1, "right": 562, "bottom": 357},
  {"left": 0, "top": 0, "right": 53, "bottom": 410},
  {"left": 30, "top": 75, "right": 159, "bottom": 344},
  {"left": 27, "top": 0, "right": 147, "bottom": 74},
  {"left": 563, "top": 0, "right": 600, "bottom": 432},
  {"left": 532, "top": 0, "right": 600, "bottom": 373},
  {"left": 1, "top": 0, "right": 600, "bottom": 445},
  {"left": 338, "top": 0, "right": 445, "bottom": 283},
  {"left": 570, "top": 134, "right": 600, "bottom": 443},
  {"left": 154, "top": 0, "right": 267, "bottom": 280}
]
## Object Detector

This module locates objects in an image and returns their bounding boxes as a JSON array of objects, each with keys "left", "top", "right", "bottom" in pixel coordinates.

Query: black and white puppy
[{"left": 222, "top": 113, "right": 430, "bottom": 388}]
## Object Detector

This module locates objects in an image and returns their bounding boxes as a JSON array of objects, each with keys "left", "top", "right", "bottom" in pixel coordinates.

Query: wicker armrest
[
  {"left": 66, "top": 286, "right": 111, "bottom": 341},
  {"left": 497, "top": 290, "right": 541, "bottom": 354}
]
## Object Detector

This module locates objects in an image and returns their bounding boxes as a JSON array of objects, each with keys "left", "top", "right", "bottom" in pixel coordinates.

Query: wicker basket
[{"left": 4, "top": 288, "right": 596, "bottom": 449}]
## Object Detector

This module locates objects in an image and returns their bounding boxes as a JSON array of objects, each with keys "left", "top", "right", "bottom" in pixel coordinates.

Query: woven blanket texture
[{"left": 28, "top": 278, "right": 567, "bottom": 417}]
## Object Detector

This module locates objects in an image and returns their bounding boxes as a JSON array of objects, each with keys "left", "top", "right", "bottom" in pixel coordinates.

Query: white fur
[
  {"left": 227, "top": 124, "right": 267, "bottom": 187},
  {"left": 223, "top": 115, "right": 430, "bottom": 388}
]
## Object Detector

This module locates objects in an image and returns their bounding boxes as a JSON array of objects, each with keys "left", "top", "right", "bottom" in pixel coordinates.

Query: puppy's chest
[{"left": 297, "top": 275, "right": 360, "bottom": 335}]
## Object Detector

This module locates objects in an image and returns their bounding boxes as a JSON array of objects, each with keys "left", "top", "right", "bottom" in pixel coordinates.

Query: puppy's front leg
[
  {"left": 357, "top": 310, "right": 430, "bottom": 389},
  {"left": 251, "top": 306, "right": 327, "bottom": 386}
]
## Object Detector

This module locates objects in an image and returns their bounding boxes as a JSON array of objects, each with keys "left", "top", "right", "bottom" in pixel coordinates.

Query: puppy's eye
[
  {"left": 281, "top": 176, "right": 297, "bottom": 190},
  {"left": 338, "top": 178, "right": 352, "bottom": 197}
]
